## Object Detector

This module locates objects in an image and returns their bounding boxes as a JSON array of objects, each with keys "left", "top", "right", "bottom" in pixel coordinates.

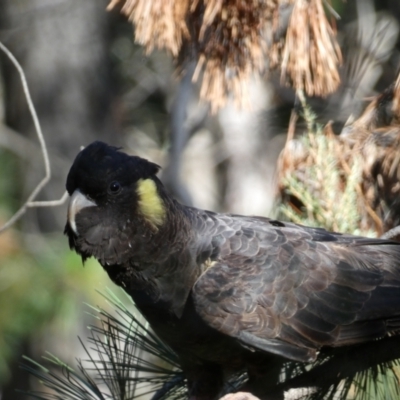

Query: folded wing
[{"left": 192, "top": 219, "right": 400, "bottom": 362}]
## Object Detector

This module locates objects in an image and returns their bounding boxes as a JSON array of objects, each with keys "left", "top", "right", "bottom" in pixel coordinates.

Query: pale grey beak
[{"left": 67, "top": 189, "right": 96, "bottom": 235}]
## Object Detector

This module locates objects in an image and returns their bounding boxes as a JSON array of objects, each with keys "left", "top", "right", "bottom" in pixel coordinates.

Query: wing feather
[{"left": 192, "top": 215, "right": 400, "bottom": 362}]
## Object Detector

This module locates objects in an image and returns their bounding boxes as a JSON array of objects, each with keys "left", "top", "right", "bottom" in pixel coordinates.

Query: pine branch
[{"left": 22, "top": 290, "right": 400, "bottom": 400}]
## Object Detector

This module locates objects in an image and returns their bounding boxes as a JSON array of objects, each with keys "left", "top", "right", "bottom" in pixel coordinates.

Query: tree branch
[
  {"left": 0, "top": 41, "right": 67, "bottom": 233},
  {"left": 381, "top": 225, "right": 400, "bottom": 241}
]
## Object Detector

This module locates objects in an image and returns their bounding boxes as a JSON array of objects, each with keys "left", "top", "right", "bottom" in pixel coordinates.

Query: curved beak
[{"left": 67, "top": 189, "right": 96, "bottom": 235}]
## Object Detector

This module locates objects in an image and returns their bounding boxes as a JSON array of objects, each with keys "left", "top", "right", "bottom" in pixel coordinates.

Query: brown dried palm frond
[
  {"left": 107, "top": 0, "right": 190, "bottom": 56},
  {"left": 279, "top": 0, "right": 342, "bottom": 97},
  {"left": 191, "top": 0, "right": 274, "bottom": 111},
  {"left": 277, "top": 74, "right": 400, "bottom": 237},
  {"left": 107, "top": 0, "right": 341, "bottom": 111}
]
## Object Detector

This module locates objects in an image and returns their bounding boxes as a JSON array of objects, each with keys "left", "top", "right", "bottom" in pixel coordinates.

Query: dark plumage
[{"left": 65, "top": 141, "right": 400, "bottom": 400}]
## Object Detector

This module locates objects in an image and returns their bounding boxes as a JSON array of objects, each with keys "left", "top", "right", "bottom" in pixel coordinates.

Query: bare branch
[
  {"left": 0, "top": 41, "right": 67, "bottom": 233},
  {"left": 28, "top": 192, "right": 69, "bottom": 208},
  {"left": 381, "top": 225, "right": 400, "bottom": 241}
]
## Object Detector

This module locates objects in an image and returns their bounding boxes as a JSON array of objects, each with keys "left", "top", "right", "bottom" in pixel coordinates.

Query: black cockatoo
[{"left": 65, "top": 141, "right": 400, "bottom": 399}]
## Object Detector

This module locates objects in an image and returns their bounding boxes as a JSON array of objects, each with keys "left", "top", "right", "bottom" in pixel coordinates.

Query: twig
[
  {"left": 381, "top": 225, "right": 400, "bottom": 240},
  {"left": 0, "top": 41, "right": 67, "bottom": 233}
]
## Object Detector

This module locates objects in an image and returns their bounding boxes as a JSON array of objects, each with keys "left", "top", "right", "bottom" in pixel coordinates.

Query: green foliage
[
  {"left": 278, "top": 101, "right": 374, "bottom": 237},
  {"left": 0, "top": 234, "right": 110, "bottom": 383},
  {"left": 350, "top": 363, "right": 400, "bottom": 400},
  {"left": 279, "top": 132, "right": 370, "bottom": 236},
  {"left": 0, "top": 148, "right": 19, "bottom": 212}
]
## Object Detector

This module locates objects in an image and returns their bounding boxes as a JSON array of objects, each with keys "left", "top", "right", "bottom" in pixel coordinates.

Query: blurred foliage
[
  {"left": 351, "top": 364, "right": 400, "bottom": 400},
  {"left": 0, "top": 234, "right": 110, "bottom": 382},
  {"left": 277, "top": 105, "right": 374, "bottom": 237},
  {"left": 0, "top": 148, "right": 111, "bottom": 384},
  {"left": 0, "top": 149, "right": 19, "bottom": 212}
]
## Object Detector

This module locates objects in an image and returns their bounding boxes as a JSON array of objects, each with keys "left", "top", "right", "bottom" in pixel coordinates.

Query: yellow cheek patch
[{"left": 137, "top": 178, "right": 166, "bottom": 230}]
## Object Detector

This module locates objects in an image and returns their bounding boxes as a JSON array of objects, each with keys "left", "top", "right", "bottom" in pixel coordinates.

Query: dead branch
[{"left": 0, "top": 42, "right": 67, "bottom": 233}]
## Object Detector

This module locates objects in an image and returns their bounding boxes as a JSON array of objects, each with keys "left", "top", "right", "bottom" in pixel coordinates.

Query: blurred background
[{"left": 1, "top": 0, "right": 400, "bottom": 398}]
